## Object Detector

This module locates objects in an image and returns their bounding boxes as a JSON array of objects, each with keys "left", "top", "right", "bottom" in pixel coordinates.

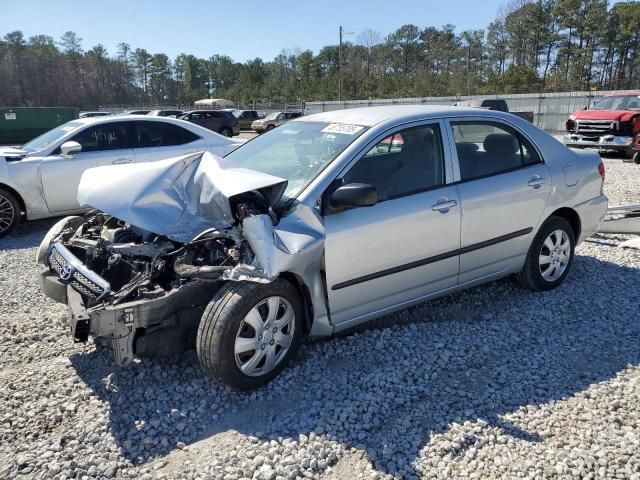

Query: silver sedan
[
  {"left": 0, "top": 115, "right": 244, "bottom": 236},
  {"left": 37, "top": 106, "right": 608, "bottom": 389}
]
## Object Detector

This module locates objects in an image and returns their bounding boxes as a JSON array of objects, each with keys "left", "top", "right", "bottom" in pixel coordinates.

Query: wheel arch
[
  {"left": 278, "top": 272, "right": 314, "bottom": 335},
  {"left": 0, "top": 182, "right": 27, "bottom": 217},
  {"left": 547, "top": 207, "right": 581, "bottom": 240}
]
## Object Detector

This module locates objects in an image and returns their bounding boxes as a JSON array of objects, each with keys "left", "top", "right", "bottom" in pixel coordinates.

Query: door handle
[
  {"left": 112, "top": 158, "right": 132, "bottom": 164},
  {"left": 528, "top": 175, "right": 546, "bottom": 188},
  {"left": 431, "top": 198, "right": 457, "bottom": 212}
]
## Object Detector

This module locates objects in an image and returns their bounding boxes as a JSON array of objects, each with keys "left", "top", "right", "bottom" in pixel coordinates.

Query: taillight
[{"left": 598, "top": 162, "right": 605, "bottom": 179}]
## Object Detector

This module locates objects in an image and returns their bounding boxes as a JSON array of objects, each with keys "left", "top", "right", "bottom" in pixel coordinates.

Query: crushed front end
[{"left": 37, "top": 213, "right": 251, "bottom": 365}]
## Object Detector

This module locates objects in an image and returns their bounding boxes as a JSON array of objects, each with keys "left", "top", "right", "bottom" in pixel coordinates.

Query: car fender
[{"left": 0, "top": 156, "right": 50, "bottom": 219}]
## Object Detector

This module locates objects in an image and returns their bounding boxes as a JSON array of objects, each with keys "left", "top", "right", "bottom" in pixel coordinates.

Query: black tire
[
  {"left": 633, "top": 151, "right": 640, "bottom": 165},
  {"left": 265, "top": 124, "right": 275, "bottom": 131},
  {"left": 517, "top": 216, "right": 576, "bottom": 291},
  {"left": 220, "top": 127, "right": 232, "bottom": 137},
  {"left": 197, "top": 278, "right": 304, "bottom": 390},
  {"left": 0, "top": 187, "right": 21, "bottom": 238},
  {"left": 624, "top": 146, "right": 635, "bottom": 159}
]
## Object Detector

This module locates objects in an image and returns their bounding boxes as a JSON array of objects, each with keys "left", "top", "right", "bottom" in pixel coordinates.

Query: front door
[
  {"left": 448, "top": 119, "right": 552, "bottom": 283},
  {"left": 40, "top": 122, "right": 133, "bottom": 212},
  {"left": 324, "top": 121, "right": 461, "bottom": 328}
]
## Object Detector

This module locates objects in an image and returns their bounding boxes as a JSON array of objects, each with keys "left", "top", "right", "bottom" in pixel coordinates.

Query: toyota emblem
[{"left": 60, "top": 263, "right": 73, "bottom": 281}]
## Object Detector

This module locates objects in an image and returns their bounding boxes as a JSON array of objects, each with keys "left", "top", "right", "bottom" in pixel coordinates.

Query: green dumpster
[{"left": 0, "top": 107, "right": 79, "bottom": 145}]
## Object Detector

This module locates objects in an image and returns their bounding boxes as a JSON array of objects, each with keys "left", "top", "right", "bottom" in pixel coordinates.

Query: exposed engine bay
[
  {"left": 50, "top": 203, "right": 268, "bottom": 307},
  {"left": 38, "top": 198, "right": 279, "bottom": 365}
]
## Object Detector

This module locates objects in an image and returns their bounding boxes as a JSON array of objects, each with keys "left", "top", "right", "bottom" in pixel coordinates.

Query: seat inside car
[
  {"left": 383, "top": 129, "right": 439, "bottom": 197},
  {"left": 457, "top": 133, "right": 521, "bottom": 179}
]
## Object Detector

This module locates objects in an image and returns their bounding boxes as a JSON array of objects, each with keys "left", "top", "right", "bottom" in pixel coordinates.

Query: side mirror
[
  {"left": 60, "top": 141, "right": 82, "bottom": 156},
  {"left": 330, "top": 183, "right": 378, "bottom": 209}
]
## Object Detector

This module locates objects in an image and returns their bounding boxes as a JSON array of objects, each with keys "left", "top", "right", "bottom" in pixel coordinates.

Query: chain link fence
[{"left": 305, "top": 90, "right": 639, "bottom": 133}]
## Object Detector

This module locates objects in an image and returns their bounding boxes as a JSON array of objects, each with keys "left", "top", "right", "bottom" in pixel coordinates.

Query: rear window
[
  {"left": 132, "top": 121, "right": 199, "bottom": 148},
  {"left": 452, "top": 121, "right": 541, "bottom": 181}
]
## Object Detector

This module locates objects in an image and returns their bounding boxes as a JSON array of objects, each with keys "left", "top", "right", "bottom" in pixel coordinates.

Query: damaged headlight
[{"left": 35, "top": 216, "right": 83, "bottom": 265}]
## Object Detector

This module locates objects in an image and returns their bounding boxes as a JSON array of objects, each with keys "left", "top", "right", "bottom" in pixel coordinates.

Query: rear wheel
[
  {"left": 220, "top": 127, "right": 232, "bottom": 137},
  {"left": 197, "top": 279, "right": 303, "bottom": 390},
  {"left": 517, "top": 216, "right": 575, "bottom": 291},
  {"left": 265, "top": 124, "right": 275, "bottom": 131},
  {"left": 633, "top": 151, "right": 640, "bottom": 165},
  {"left": 0, "top": 188, "right": 20, "bottom": 238}
]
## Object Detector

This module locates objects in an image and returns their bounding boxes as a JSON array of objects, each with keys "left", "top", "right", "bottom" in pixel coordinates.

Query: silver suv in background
[{"left": 251, "top": 111, "right": 302, "bottom": 133}]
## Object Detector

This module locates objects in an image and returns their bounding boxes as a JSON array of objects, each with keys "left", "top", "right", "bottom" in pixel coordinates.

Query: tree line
[{"left": 1, "top": 0, "right": 639, "bottom": 110}]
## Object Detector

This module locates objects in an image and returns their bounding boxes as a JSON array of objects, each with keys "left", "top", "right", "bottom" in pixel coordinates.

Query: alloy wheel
[
  {"left": 234, "top": 296, "right": 296, "bottom": 377},
  {"left": 538, "top": 229, "right": 571, "bottom": 282},
  {"left": 0, "top": 193, "right": 16, "bottom": 235}
]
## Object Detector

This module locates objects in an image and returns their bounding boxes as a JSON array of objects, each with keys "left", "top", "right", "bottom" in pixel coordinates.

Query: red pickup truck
[{"left": 565, "top": 92, "right": 640, "bottom": 163}]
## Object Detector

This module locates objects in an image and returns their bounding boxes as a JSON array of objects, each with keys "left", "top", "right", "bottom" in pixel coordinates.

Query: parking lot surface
[{"left": 0, "top": 154, "right": 639, "bottom": 480}]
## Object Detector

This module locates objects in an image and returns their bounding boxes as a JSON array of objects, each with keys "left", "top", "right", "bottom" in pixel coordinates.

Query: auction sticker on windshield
[
  {"left": 4, "top": 112, "right": 16, "bottom": 120},
  {"left": 321, "top": 124, "right": 365, "bottom": 135}
]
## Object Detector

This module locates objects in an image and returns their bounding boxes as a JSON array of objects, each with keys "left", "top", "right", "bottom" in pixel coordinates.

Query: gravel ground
[{"left": 1, "top": 155, "right": 639, "bottom": 480}]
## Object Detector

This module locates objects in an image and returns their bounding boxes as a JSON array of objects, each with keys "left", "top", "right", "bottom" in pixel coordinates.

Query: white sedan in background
[{"left": 0, "top": 116, "right": 244, "bottom": 237}]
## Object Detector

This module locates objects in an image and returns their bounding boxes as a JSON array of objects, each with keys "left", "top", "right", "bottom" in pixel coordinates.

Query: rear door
[
  {"left": 130, "top": 121, "right": 205, "bottom": 163},
  {"left": 447, "top": 119, "right": 551, "bottom": 283},
  {"left": 40, "top": 121, "right": 134, "bottom": 212},
  {"left": 324, "top": 121, "right": 461, "bottom": 327}
]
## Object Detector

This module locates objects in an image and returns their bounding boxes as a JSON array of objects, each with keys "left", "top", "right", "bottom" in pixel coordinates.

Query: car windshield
[
  {"left": 21, "top": 121, "right": 85, "bottom": 152},
  {"left": 591, "top": 95, "right": 640, "bottom": 110},
  {"left": 264, "top": 112, "right": 279, "bottom": 120},
  {"left": 225, "top": 121, "right": 367, "bottom": 204}
]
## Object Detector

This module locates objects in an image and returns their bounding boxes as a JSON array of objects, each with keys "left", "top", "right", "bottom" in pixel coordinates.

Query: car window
[
  {"left": 363, "top": 133, "right": 404, "bottom": 157},
  {"left": 344, "top": 124, "right": 445, "bottom": 200},
  {"left": 452, "top": 121, "right": 541, "bottom": 181},
  {"left": 132, "top": 121, "right": 199, "bottom": 148},
  {"left": 68, "top": 122, "right": 129, "bottom": 152}
]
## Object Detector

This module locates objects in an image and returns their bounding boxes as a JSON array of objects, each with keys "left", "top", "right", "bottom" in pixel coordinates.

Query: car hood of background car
[
  {"left": 571, "top": 109, "right": 639, "bottom": 122},
  {"left": 0, "top": 147, "right": 28, "bottom": 160},
  {"left": 77, "top": 151, "right": 288, "bottom": 243}
]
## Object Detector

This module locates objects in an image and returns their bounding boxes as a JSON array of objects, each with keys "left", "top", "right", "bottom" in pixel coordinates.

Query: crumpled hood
[
  {"left": 571, "top": 109, "right": 639, "bottom": 122},
  {"left": 77, "top": 151, "right": 287, "bottom": 243}
]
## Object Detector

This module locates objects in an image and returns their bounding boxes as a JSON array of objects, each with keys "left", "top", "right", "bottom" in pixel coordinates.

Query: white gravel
[{"left": 1, "top": 155, "right": 639, "bottom": 480}]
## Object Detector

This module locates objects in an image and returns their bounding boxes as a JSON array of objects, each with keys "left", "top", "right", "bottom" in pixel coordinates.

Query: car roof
[
  {"left": 67, "top": 114, "right": 213, "bottom": 130},
  {"left": 294, "top": 105, "right": 503, "bottom": 127}
]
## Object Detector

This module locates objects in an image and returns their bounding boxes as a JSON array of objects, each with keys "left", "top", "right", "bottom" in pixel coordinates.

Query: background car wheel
[
  {"left": 197, "top": 278, "right": 304, "bottom": 390},
  {"left": 633, "top": 151, "right": 640, "bottom": 165},
  {"left": 0, "top": 188, "right": 21, "bottom": 238},
  {"left": 220, "top": 127, "right": 232, "bottom": 137},
  {"left": 624, "top": 146, "right": 635, "bottom": 159},
  {"left": 265, "top": 124, "right": 275, "bottom": 131},
  {"left": 517, "top": 216, "right": 576, "bottom": 291}
]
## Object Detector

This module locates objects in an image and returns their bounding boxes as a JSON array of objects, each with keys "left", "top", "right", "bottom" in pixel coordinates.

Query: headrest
[
  {"left": 484, "top": 133, "right": 519, "bottom": 156},
  {"left": 456, "top": 142, "right": 479, "bottom": 158}
]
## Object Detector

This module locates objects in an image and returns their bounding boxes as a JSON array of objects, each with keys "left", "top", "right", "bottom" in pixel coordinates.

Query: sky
[{"left": 2, "top": 0, "right": 520, "bottom": 62}]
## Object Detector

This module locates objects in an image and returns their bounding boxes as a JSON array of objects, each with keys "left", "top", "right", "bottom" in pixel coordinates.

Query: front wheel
[
  {"left": 220, "top": 127, "right": 232, "bottom": 137},
  {"left": 197, "top": 279, "right": 303, "bottom": 390},
  {"left": 517, "top": 216, "right": 575, "bottom": 291},
  {"left": 0, "top": 188, "right": 21, "bottom": 238}
]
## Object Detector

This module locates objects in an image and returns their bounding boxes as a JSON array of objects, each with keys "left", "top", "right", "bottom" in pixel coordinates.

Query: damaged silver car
[{"left": 38, "top": 106, "right": 608, "bottom": 389}]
